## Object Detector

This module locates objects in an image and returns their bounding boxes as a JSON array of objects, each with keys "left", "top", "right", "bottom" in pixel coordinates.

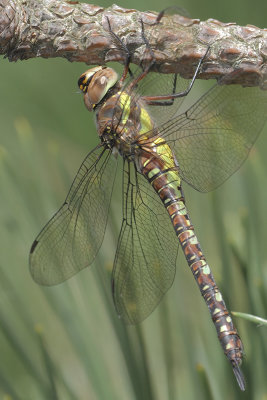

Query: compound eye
[
  {"left": 78, "top": 67, "right": 118, "bottom": 111},
  {"left": 78, "top": 73, "right": 92, "bottom": 93},
  {"left": 78, "top": 66, "right": 103, "bottom": 93}
]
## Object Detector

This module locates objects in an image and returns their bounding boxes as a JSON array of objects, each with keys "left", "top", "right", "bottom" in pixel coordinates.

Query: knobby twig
[{"left": 0, "top": 0, "right": 266, "bottom": 88}]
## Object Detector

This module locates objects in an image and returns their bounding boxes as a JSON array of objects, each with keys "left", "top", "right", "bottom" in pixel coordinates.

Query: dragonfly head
[{"left": 78, "top": 66, "right": 118, "bottom": 111}]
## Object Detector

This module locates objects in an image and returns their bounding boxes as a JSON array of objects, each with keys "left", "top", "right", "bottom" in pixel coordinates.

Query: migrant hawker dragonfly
[{"left": 29, "top": 9, "right": 267, "bottom": 391}]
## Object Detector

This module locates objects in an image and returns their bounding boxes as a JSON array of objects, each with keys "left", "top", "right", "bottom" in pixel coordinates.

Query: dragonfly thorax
[
  {"left": 78, "top": 66, "right": 118, "bottom": 111},
  {"left": 94, "top": 89, "right": 156, "bottom": 160},
  {"left": 79, "top": 67, "right": 157, "bottom": 160}
]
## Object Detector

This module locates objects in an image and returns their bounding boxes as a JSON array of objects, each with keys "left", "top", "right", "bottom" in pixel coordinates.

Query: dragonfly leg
[
  {"left": 145, "top": 74, "right": 179, "bottom": 107},
  {"left": 142, "top": 45, "right": 210, "bottom": 104},
  {"left": 141, "top": 6, "right": 210, "bottom": 104},
  {"left": 128, "top": 18, "right": 156, "bottom": 90},
  {"left": 105, "top": 16, "right": 131, "bottom": 83},
  {"left": 151, "top": 6, "right": 191, "bottom": 25}
]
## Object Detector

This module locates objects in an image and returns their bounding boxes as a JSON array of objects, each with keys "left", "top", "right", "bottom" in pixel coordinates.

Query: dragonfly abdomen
[{"left": 139, "top": 145, "right": 245, "bottom": 390}]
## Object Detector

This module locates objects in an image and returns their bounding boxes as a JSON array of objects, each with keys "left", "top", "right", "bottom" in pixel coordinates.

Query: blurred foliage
[
  {"left": 0, "top": 0, "right": 267, "bottom": 399},
  {"left": 232, "top": 313, "right": 267, "bottom": 327}
]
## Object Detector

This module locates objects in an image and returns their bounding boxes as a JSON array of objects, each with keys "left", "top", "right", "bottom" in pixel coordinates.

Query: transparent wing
[
  {"left": 148, "top": 84, "right": 267, "bottom": 192},
  {"left": 30, "top": 145, "right": 117, "bottom": 285},
  {"left": 112, "top": 161, "right": 178, "bottom": 324},
  {"left": 139, "top": 72, "right": 190, "bottom": 124},
  {"left": 120, "top": 68, "right": 189, "bottom": 127}
]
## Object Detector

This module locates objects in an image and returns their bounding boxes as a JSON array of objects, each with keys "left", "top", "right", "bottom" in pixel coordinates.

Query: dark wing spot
[{"left": 30, "top": 240, "right": 39, "bottom": 254}]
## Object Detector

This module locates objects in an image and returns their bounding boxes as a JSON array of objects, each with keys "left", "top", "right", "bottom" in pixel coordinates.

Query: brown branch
[{"left": 1, "top": 0, "right": 267, "bottom": 88}]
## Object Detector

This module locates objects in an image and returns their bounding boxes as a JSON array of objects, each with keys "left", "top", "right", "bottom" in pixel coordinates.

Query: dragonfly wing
[
  {"left": 122, "top": 70, "right": 190, "bottom": 127},
  {"left": 30, "top": 145, "right": 117, "bottom": 285},
  {"left": 112, "top": 161, "right": 178, "bottom": 324},
  {"left": 156, "top": 84, "right": 267, "bottom": 192},
  {"left": 137, "top": 72, "right": 190, "bottom": 124}
]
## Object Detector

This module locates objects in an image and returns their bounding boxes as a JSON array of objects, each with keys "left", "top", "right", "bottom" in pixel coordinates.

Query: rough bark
[{"left": 0, "top": 0, "right": 266, "bottom": 88}]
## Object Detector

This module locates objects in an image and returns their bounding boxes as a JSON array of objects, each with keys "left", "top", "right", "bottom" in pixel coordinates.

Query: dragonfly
[{"left": 29, "top": 8, "right": 267, "bottom": 391}]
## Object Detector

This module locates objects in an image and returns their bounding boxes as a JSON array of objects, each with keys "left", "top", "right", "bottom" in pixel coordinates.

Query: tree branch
[{"left": 1, "top": 0, "right": 266, "bottom": 88}]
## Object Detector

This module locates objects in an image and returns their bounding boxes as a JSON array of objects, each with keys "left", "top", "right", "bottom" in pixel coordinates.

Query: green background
[{"left": 0, "top": 0, "right": 267, "bottom": 399}]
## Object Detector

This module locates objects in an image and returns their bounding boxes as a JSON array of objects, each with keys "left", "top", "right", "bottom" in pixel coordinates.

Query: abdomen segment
[{"left": 139, "top": 145, "right": 245, "bottom": 391}]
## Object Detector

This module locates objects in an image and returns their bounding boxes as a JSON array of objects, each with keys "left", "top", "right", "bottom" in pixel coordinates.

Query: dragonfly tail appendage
[
  {"left": 232, "top": 361, "right": 246, "bottom": 392},
  {"left": 140, "top": 148, "right": 245, "bottom": 390}
]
